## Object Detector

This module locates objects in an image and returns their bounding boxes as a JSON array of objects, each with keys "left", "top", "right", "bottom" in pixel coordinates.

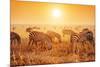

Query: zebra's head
[
  {"left": 26, "top": 27, "right": 33, "bottom": 33},
  {"left": 45, "top": 36, "right": 52, "bottom": 50},
  {"left": 82, "top": 28, "right": 89, "bottom": 33}
]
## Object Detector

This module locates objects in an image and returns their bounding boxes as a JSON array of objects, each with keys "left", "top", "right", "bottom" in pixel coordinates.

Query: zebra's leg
[
  {"left": 35, "top": 41, "right": 38, "bottom": 46},
  {"left": 82, "top": 41, "right": 87, "bottom": 53},
  {"left": 73, "top": 43, "right": 76, "bottom": 54},
  {"left": 90, "top": 40, "right": 95, "bottom": 47},
  {"left": 70, "top": 38, "right": 74, "bottom": 53},
  {"left": 32, "top": 40, "right": 37, "bottom": 48},
  {"left": 71, "top": 41, "right": 76, "bottom": 54},
  {"left": 89, "top": 40, "right": 95, "bottom": 55},
  {"left": 42, "top": 41, "right": 47, "bottom": 50},
  {"left": 48, "top": 40, "right": 52, "bottom": 50},
  {"left": 31, "top": 40, "right": 34, "bottom": 45},
  {"left": 28, "top": 39, "right": 32, "bottom": 47},
  {"left": 75, "top": 43, "right": 79, "bottom": 54},
  {"left": 36, "top": 41, "right": 42, "bottom": 50}
]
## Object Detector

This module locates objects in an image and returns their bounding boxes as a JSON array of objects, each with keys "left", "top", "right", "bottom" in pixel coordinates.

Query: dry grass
[{"left": 10, "top": 38, "right": 95, "bottom": 66}]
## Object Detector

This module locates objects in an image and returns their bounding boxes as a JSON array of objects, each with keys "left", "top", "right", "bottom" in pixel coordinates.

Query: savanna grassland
[{"left": 10, "top": 24, "right": 95, "bottom": 66}]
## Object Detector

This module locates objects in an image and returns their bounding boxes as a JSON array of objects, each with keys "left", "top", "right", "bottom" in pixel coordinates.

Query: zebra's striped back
[{"left": 29, "top": 31, "right": 49, "bottom": 41}]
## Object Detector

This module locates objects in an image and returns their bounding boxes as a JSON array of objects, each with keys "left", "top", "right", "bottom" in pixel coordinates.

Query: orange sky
[{"left": 11, "top": 0, "right": 95, "bottom": 25}]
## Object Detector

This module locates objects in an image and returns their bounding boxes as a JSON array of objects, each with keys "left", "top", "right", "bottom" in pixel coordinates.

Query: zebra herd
[
  {"left": 71, "top": 28, "right": 94, "bottom": 46},
  {"left": 62, "top": 28, "right": 95, "bottom": 53},
  {"left": 10, "top": 28, "right": 95, "bottom": 51}
]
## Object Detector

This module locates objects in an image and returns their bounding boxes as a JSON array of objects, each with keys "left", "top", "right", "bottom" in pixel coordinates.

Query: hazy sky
[{"left": 11, "top": 0, "right": 95, "bottom": 25}]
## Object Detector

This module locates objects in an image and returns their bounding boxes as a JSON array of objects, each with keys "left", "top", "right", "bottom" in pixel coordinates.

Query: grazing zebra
[
  {"left": 70, "top": 28, "right": 95, "bottom": 53},
  {"left": 62, "top": 29, "right": 78, "bottom": 53},
  {"left": 62, "top": 29, "right": 75, "bottom": 37},
  {"left": 10, "top": 32, "right": 21, "bottom": 45},
  {"left": 46, "top": 31, "right": 61, "bottom": 43},
  {"left": 79, "top": 28, "right": 95, "bottom": 46},
  {"left": 28, "top": 31, "right": 52, "bottom": 50},
  {"left": 63, "top": 28, "right": 95, "bottom": 45}
]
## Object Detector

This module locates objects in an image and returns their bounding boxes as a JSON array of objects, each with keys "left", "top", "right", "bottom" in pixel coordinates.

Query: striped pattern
[
  {"left": 62, "top": 29, "right": 95, "bottom": 54},
  {"left": 28, "top": 31, "right": 52, "bottom": 50},
  {"left": 79, "top": 30, "right": 95, "bottom": 46},
  {"left": 70, "top": 33, "right": 80, "bottom": 44},
  {"left": 10, "top": 32, "right": 21, "bottom": 45}
]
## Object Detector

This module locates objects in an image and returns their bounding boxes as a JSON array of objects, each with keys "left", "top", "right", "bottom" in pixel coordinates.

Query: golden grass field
[{"left": 10, "top": 24, "right": 95, "bottom": 66}]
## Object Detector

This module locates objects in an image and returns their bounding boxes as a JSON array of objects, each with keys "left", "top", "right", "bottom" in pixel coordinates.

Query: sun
[{"left": 52, "top": 9, "right": 61, "bottom": 17}]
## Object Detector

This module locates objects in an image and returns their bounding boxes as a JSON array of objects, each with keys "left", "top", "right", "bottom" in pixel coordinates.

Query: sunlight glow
[{"left": 52, "top": 9, "right": 61, "bottom": 17}]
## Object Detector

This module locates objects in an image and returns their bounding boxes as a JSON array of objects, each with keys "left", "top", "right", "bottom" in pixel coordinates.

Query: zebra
[
  {"left": 62, "top": 29, "right": 75, "bottom": 37},
  {"left": 62, "top": 29, "right": 79, "bottom": 53},
  {"left": 28, "top": 31, "right": 52, "bottom": 50},
  {"left": 10, "top": 32, "right": 21, "bottom": 45},
  {"left": 70, "top": 28, "right": 95, "bottom": 54},
  {"left": 46, "top": 31, "right": 61, "bottom": 43},
  {"left": 79, "top": 28, "right": 95, "bottom": 46}
]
